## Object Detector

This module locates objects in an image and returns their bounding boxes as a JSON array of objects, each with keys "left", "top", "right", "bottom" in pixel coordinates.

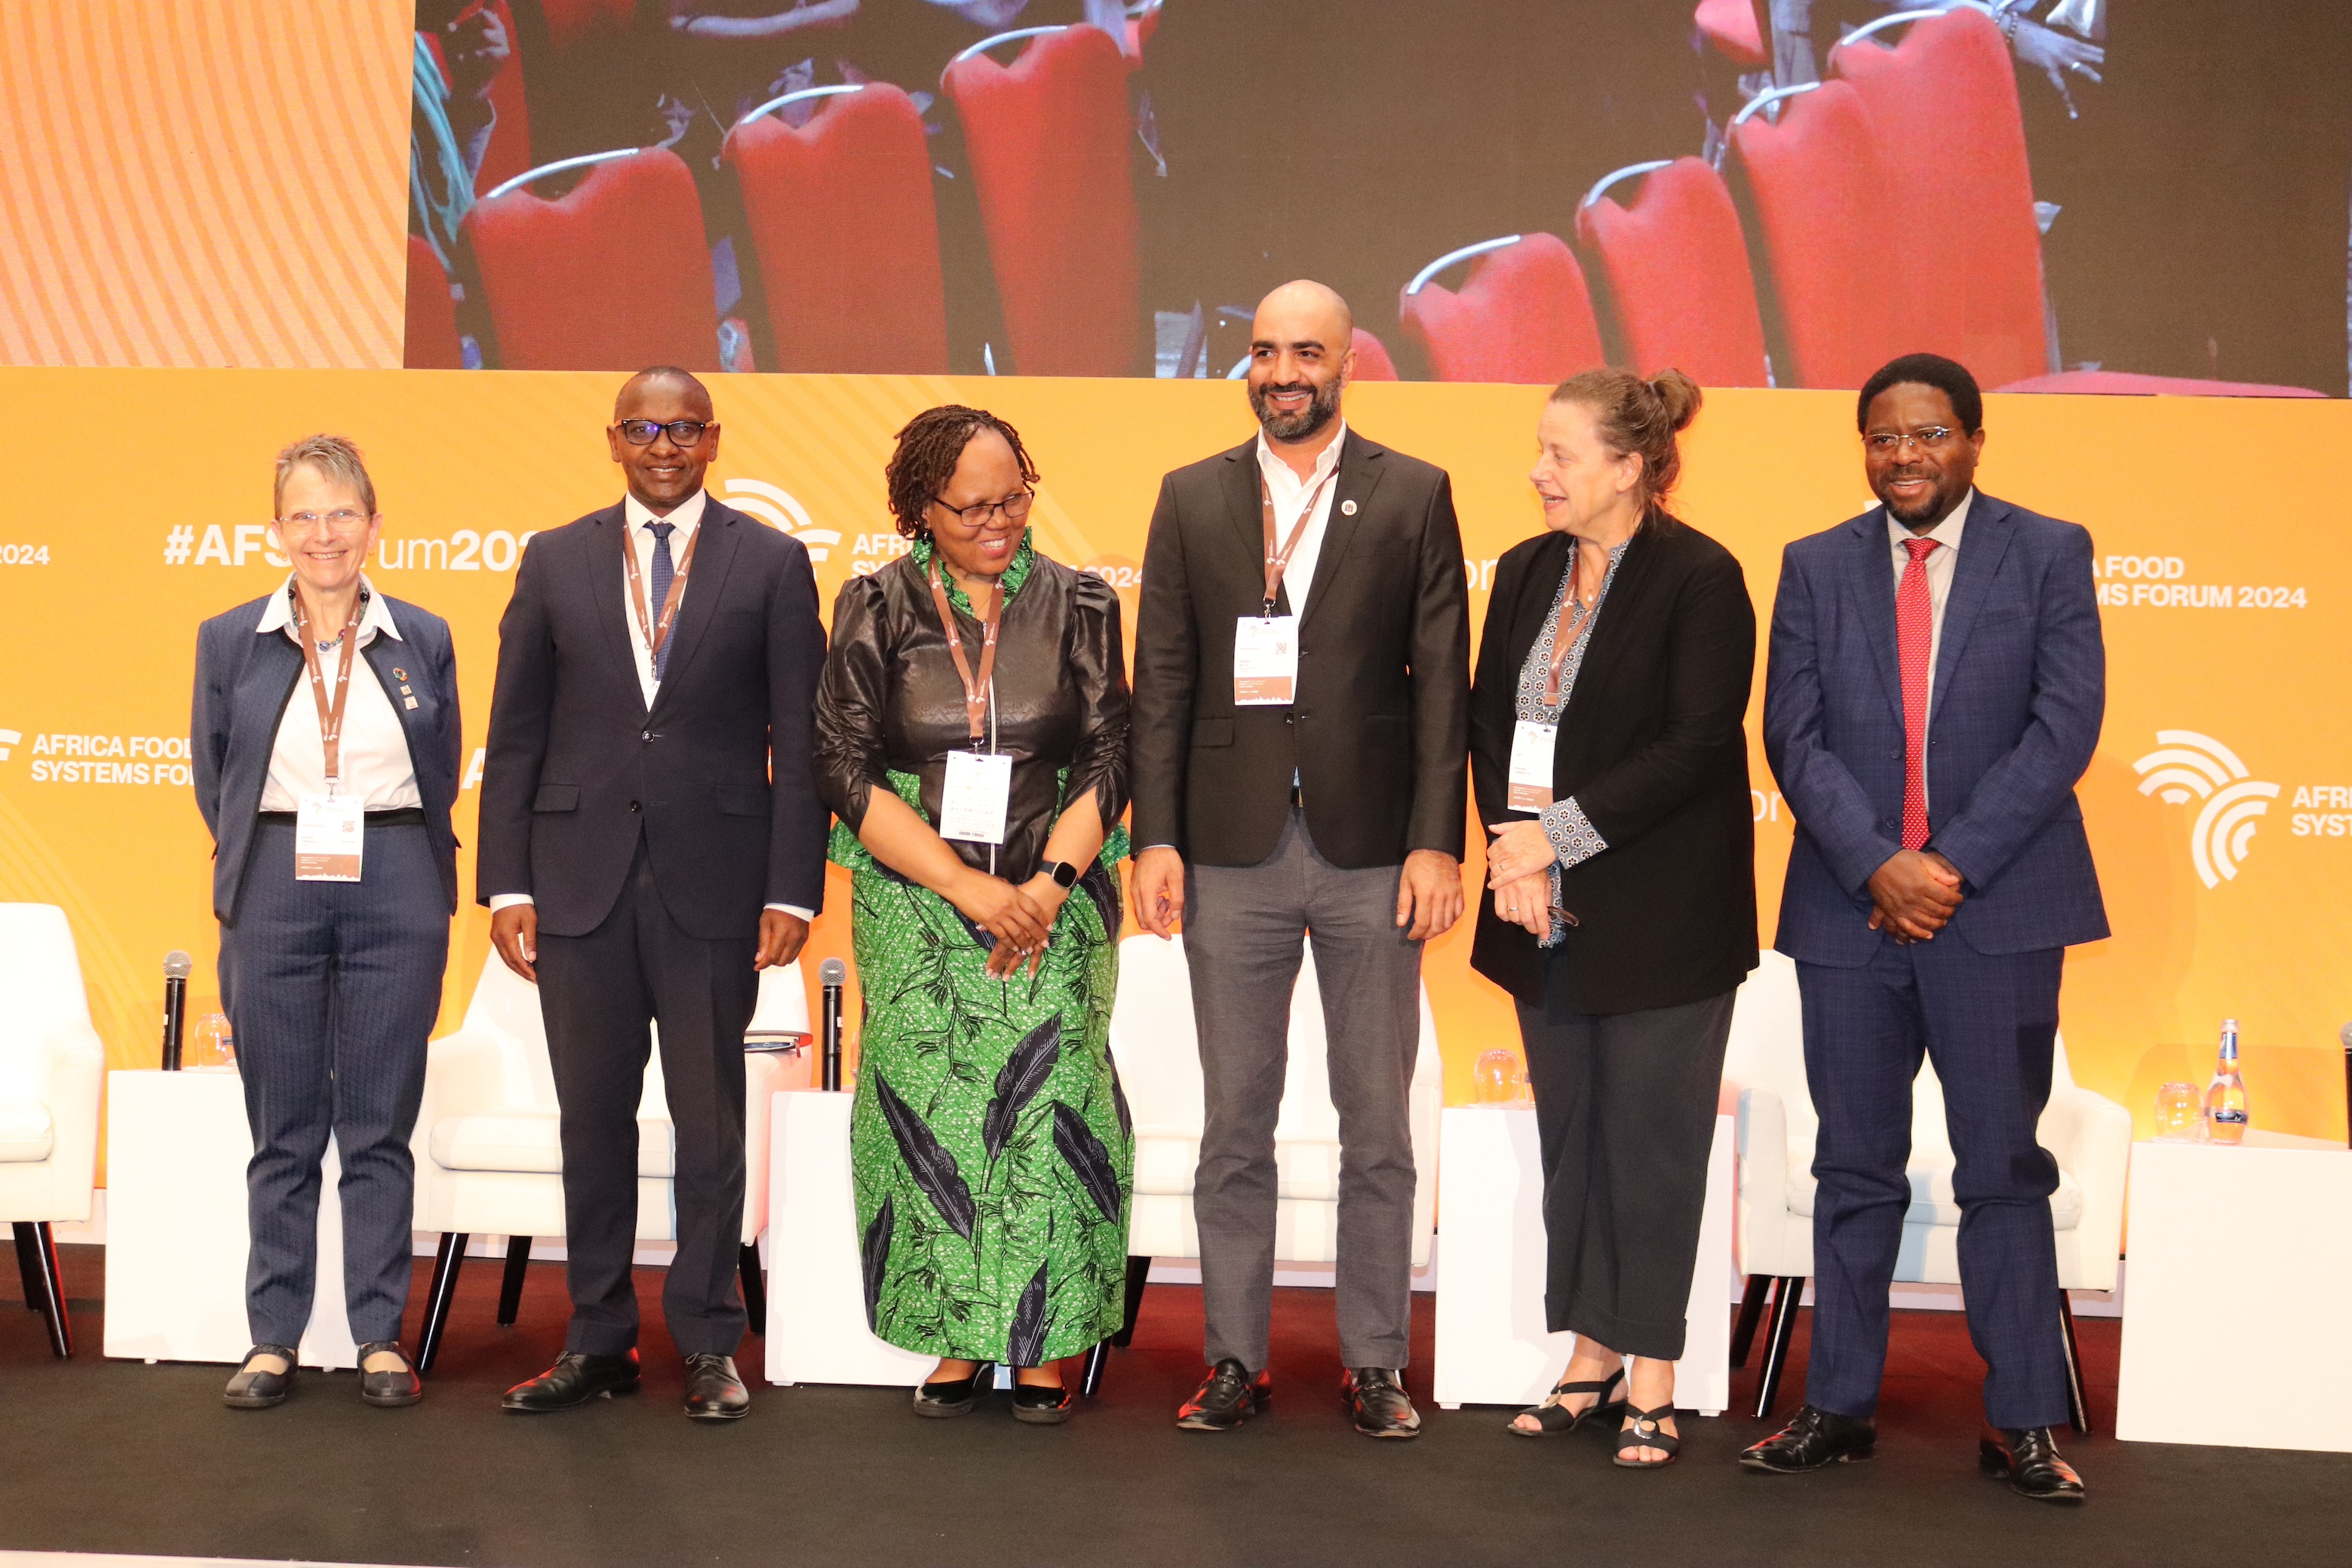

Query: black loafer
[
  {"left": 1177, "top": 1358, "right": 1271, "bottom": 1431},
  {"left": 355, "top": 1340, "right": 422, "bottom": 1408},
  {"left": 223, "top": 1344, "right": 298, "bottom": 1410},
  {"left": 913, "top": 1364, "right": 990, "bottom": 1419},
  {"left": 502, "top": 1350, "right": 642, "bottom": 1413},
  {"left": 1343, "top": 1367, "right": 1422, "bottom": 1439},
  {"left": 1012, "top": 1381, "right": 1073, "bottom": 1425},
  {"left": 1980, "top": 1425, "right": 2086, "bottom": 1503},
  {"left": 1740, "top": 1404, "right": 1878, "bottom": 1472},
  {"left": 683, "top": 1352, "right": 751, "bottom": 1421}
]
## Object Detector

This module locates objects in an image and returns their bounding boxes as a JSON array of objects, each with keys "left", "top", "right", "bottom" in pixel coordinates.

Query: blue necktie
[{"left": 646, "top": 521, "right": 676, "bottom": 680}]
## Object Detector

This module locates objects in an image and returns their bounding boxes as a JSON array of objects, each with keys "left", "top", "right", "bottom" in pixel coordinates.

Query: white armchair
[
  {"left": 0, "top": 904, "right": 106, "bottom": 1357},
  {"left": 1724, "top": 950, "right": 2132, "bottom": 1428},
  {"left": 1107, "top": 934, "right": 1444, "bottom": 1354},
  {"left": 410, "top": 953, "right": 806, "bottom": 1367}
]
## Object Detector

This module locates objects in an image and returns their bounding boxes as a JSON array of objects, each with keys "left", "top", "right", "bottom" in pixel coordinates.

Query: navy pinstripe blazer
[{"left": 1762, "top": 492, "right": 2109, "bottom": 966}]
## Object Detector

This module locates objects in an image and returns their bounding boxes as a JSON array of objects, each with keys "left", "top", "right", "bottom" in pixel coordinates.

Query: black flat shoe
[
  {"left": 223, "top": 1345, "right": 298, "bottom": 1410},
  {"left": 1980, "top": 1425, "right": 2086, "bottom": 1504},
  {"left": 913, "top": 1363, "right": 990, "bottom": 1418},
  {"left": 1343, "top": 1367, "right": 1422, "bottom": 1440},
  {"left": 1176, "top": 1358, "right": 1271, "bottom": 1431},
  {"left": 1614, "top": 1404, "right": 1681, "bottom": 1468},
  {"left": 1509, "top": 1365, "right": 1626, "bottom": 1437},
  {"left": 1740, "top": 1404, "right": 1878, "bottom": 1472},
  {"left": 1012, "top": 1381, "right": 1073, "bottom": 1425},
  {"left": 355, "top": 1340, "right": 422, "bottom": 1408},
  {"left": 683, "top": 1352, "right": 750, "bottom": 1421},
  {"left": 502, "top": 1350, "right": 642, "bottom": 1413}
]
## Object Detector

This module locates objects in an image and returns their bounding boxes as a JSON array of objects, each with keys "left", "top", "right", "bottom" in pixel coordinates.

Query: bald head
[
  {"left": 1253, "top": 280, "right": 1353, "bottom": 350},
  {"left": 1247, "top": 281, "right": 1353, "bottom": 450},
  {"left": 616, "top": 365, "right": 714, "bottom": 422}
]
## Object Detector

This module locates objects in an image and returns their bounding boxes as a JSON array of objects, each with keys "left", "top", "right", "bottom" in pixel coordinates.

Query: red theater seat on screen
[
  {"left": 1693, "top": 0, "right": 1767, "bottom": 67},
  {"left": 1349, "top": 327, "right": 1399, "bottom": 381},
  {"left": 1730, "top": 82, "right": 1904, "bottom": 390},
  {"left": 1577, "top": 158, "right": 1768, "bottom": 387},
  {"left": 1997, "top": 372, "right": 2326, "bottom": 397},
  {"left": 1398, "top": 233, "right": 1605, "bottom": 385},
  {"left": 462, "top": 148, "right": 720, "bottom": 371},
  {"left": 944, "top": 26, "right": 1142, "bottom": 376},
  {"left": 404, "top": 236, "right": 466, "bottom": 370},
  {"left": 725, "top": 85, "right": 949, "bottom": 373}
]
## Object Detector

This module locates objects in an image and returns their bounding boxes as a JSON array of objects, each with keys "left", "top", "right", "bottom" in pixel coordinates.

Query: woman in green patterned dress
[{"left": 815, "top": 405, "right": 1133, "bottom": 1425}]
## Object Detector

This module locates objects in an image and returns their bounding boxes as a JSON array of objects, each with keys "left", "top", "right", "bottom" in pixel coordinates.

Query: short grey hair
[{"left": 272, "top": 434, "right": 377, "bottom": 518}]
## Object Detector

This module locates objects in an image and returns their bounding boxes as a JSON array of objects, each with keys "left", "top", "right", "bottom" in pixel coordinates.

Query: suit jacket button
[
  {"left": 641, "top": 730, "right": 651, "bottom": 741},
  {"left": 630, "top": 800, "right": 642, "bottom": 812}
]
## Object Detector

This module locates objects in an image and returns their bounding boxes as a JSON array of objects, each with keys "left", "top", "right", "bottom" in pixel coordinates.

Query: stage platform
[{"left": 3, "top": 1245, "right": 2345, "bottom": 1568}]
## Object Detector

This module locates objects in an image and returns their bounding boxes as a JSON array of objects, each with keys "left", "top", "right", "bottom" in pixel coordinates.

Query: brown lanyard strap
[
  {"left": 926, "top": 554, "right": 1003, "bottom": 747},
  {"left": 1542, "top": 546, "right": 1602, "bottom": 707},
  {"left": 621, "top": 523, "right": 702, "bottom": 668},
  {"left": 1257, "top": 465, "right": 1337, "bottom": 615},
  {"left": 290, "top": 585, "right": 367, "bottom": 790}
]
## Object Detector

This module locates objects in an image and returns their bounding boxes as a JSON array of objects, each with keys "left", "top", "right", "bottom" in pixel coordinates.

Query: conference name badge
[
  {"left": 294, "top": 793, "right": 364, "bottom": 881},
  {"left": 939, "top": 750, "right": 1013, "bottom": 845},
  {"left": 1507, "top": 720, "right": 1558, "bottom": 812},
  {"left": 1233, "top": 615, "right": 1299, "bottom": 705}
]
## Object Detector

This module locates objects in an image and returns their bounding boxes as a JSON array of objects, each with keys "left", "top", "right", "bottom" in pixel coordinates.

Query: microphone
[
  {"left": 2340, "top": 1022, "right": 2351, "bottom": 1151},
  {"left": 161, "top": 950, "right": 192, "bottom": 1071},
  {"left": 819, "top": 957, "right": 847, "bottom": 1091}
]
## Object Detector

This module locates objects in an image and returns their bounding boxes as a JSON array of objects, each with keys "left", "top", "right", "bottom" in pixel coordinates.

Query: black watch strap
[{"left": 1042, "top": 859, "right": 1081, "bottom": 889}]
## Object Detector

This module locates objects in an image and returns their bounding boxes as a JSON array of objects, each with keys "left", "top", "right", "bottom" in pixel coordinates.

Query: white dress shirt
[
  {"left": 256, "top": 575, "right": 421, "bottom": 812},
  {"left": 1254, "top": 419, "right": 1347, "bottom": 618},
  {"left": 489, "top": 489, "right": 812, "bottom": 921},
  {"left": 1886, "top": 487, "right": 1972, "bottom": 721}
]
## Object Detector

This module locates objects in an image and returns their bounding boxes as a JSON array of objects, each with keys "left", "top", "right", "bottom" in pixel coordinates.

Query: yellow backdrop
[{"left": 2, "top": 366, "right": 2347, "bottom": 1180}]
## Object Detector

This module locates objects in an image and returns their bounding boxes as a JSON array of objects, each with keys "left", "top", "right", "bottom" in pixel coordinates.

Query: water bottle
[{"left": 2205, "top": 1019, "right": 2249, "bottom": 1145}]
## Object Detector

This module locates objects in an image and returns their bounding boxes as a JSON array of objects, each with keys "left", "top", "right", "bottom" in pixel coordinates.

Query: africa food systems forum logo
[{"left": 2129, "top": 730, "right": 2352, "bottom": 889}]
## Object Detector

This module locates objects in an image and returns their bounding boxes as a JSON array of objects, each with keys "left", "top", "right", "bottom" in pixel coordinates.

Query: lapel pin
[
  {"left": 1340, "top": 499, "right": 1358, "bottom": 516},
  {"left": 393, "top": 668, "right": 407, "bottom": 682},
  {"left": 404, "top": 697, "right": 419, "bottom": 710}
]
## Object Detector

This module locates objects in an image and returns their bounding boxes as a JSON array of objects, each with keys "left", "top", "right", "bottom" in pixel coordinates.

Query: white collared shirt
[
  {"left": 622, "top": 487, "right": 708, "bottom": 708},
  {"left": 1254, "top": 419, "right": 1347, "bottom": 618},
  {"left": 256, "top": 574, "right": 422, "bottom": 812},
  {"left": 1886, "top": 488, "right": 1973, "bottom": 719}
]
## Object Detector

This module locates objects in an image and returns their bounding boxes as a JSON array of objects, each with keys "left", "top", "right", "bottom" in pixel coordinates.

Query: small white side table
[
  {"left": 1432, "top": 1103, "right": 1734, "bottom": 1414},
  {"left": 2116, "top": 1131, "right": 2352, "bottom": 1452},
  {"left": 764, "top": 1088, "right": 933, "bottom": 1386},
  {"left": 102, "top": 1069, "right": 358, "bottom": 1369}
]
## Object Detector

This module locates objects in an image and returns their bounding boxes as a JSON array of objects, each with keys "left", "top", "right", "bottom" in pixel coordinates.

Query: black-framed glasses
[
  {"left": 929, "top": 488, "right": 1036, "bottom": 527},
  {"left": 618, "top": 418, "right": 712, "bottom": 446},
  {"left": 1863, "top": 427, "right": 1958, "bottom": 454}
]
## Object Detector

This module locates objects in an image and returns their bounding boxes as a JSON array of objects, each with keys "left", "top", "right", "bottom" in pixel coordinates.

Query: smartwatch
[{"left": 1041, "top": 859, "right": 1081, "bottom": 889}]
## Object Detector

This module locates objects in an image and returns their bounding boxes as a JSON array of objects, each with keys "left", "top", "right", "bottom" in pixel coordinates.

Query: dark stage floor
[{"left": 2, "top": 1244, "right": 2345, "bottom": 1567}]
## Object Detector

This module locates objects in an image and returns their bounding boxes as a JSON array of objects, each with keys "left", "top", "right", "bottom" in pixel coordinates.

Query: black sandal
[
  {"left": 913, "top": 1363, "right": 990, "bottom": 1419},
  {"left": 1507, "top": 1365, "right": 1625, "bottom": 1437},
  {"left": 1012, "top": 1380, "right": 1073, "bottom": 1425},
  {"left": 1614, "top": 1404, "right": 1681, "bottom": 1468}
]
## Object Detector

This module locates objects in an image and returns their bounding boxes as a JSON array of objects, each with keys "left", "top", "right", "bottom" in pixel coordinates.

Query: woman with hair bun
[{"left": 1469, "top": 369, "right": 1758, "bottom": 1467}]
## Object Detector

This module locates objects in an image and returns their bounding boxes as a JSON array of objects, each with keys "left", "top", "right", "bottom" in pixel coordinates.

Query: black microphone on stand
[
  {"left": 819, "top": 957, "right": 847, "bottom": 1091},
  {"left": 161, "top": 950, "right": 192, "bottom": 1071}
]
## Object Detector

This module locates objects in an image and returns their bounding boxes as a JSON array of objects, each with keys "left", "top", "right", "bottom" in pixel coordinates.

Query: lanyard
[
  {"left": 290, "top": 585, "right": 367, "bottom": 791},
  {"left": 1258, "top": 465, "right": 1337, "bottom": 616},
  {"left": 926, "top": 555, "right": 1003, "bottom": 747},
  {"left": 621, "top": 523, "right": 702, "bottom": 671},
  {"left": 1542, "top": 544, "right": 1603, "bottom": 707}
]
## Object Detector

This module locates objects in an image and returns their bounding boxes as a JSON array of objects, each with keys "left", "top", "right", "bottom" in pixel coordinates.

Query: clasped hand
[
  {"left": 1866, "top": 849, "right": 1963, "bottom": 944},
  {"left": 950, "top": 869, "right": 1063, "bottom": 978},
  {"left": 1485, "top": 820, "right": 1560, "bottom": 938}
]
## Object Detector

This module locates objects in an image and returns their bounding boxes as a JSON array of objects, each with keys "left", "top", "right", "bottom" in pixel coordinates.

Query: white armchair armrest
[
  {"left": 2038, "top": 1083, "right": 2130, "bottom": 1291},
  {"left": 1734, "top": 1082, "right": 1789, "bottom": 1276}
]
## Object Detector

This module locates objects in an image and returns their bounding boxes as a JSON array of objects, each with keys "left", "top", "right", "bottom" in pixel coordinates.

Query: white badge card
[
  {"left": 1233, "top": 615, "right": 1299, "bottom": 706},
  {"left": 1507, "top": 721, "right": 1558, "bottom": 812},
  {"left": 939, "top": 750, "right": 1014, "bottom": 845},
  {"left": 294, "top": 793, "right": 365, "bottom": 881}
]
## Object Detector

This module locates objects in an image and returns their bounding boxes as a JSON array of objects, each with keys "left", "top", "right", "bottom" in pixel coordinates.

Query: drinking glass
[
  {"left": 186, "top": 1011, "right": 237, "bottom": 1073},
  {"left": 1473, "top": 1048, "right": 1523, "bottom": 1106},
  {"left": 2152, "top": 1081, "right": 2201, "bottom": 1141}
]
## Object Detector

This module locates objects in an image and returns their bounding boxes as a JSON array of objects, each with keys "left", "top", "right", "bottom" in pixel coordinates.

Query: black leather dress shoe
[
  {"left": 223, "top": 1345, "right": 298, "bottom": 1410},
  {"left": 683, "top": 1353, "right": 750, "bottom": 1421},
  {"left": 502, "top": 1350, "right": 642, "bottom": 1413},
  {"left": 1739, "top": 1404, "right": 1878, "bottom": 1471},
  {"left": 1343, "top": 1367, "right": 1422, "bottom": 1440},
  {"left": 1176, "top": 1358, "right": 1272, "bottom": 1431},
  {"left": 1980, "top": 1425, "right": 2086, "bottom": 1503},
  {"left": 355, "top": 1340, "right": 422, "bottom": 1408}
]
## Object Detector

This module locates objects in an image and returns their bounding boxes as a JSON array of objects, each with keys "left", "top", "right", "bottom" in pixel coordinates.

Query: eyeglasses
[
  {"left": 1863, "top": 427, "right": 1959, "bottom": 454},
  {"left": 277, "top": 509, "right": 370, "bottom": 533},
  {"left": 617, "top": 419, "right": 712, "bottom": 446},
  {"left": 929, "top": 488, "right": 1036, "bottom": 527}
]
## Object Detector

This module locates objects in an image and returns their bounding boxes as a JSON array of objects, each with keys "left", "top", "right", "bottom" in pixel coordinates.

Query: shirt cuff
[
  {"left": 765, "top": 903, "right": 815, "bottom": 921},
  {"left": 1540, "top": 796, "right": 1607, "bottom": 870},
  {"left": 487, "top": 893, "right": 533, "bottom": 912}
]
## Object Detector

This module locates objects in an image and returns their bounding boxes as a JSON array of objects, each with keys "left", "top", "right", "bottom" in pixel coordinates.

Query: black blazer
[
  {"left": 1469, "top": 519, "right": 1758, "bottom": 1014},
  {"left": 1129, "top": 430, "right": 1470, "bottom": 869},
  {"left": 476, "top": 499, "right": 829, "bottom": 940},
  {"left": 192, "top": 591, "right": 463, "bottom": 921}
]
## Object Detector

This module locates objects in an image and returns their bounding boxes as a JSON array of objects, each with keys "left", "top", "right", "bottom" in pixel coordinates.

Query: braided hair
[{"left": 883, "top": 405, "right": 1041, "bottom": 539}]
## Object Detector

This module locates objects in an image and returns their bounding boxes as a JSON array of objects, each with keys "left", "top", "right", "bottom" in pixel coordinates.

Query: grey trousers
[{"left": 1184, "top": 808, "right": 1423, "bottom": 1372}]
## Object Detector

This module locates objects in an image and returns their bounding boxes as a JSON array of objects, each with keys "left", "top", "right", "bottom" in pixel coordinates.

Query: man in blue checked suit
[{"left": 1746, "top": 354, "right": 2107, "bottom": 1504}]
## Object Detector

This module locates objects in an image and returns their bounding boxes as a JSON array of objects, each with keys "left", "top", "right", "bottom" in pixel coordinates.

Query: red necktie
[{"left": 1897, "top": 536, "right": 1939, "bottom": 851}]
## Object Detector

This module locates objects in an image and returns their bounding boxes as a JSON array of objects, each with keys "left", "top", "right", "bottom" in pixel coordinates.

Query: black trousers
[
  {"left": 535, "top": 842, "right": 758, "bottom": 1357},
  {"left": 1515, "top": 961, "right": 1734, "bottom": 1361}
]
